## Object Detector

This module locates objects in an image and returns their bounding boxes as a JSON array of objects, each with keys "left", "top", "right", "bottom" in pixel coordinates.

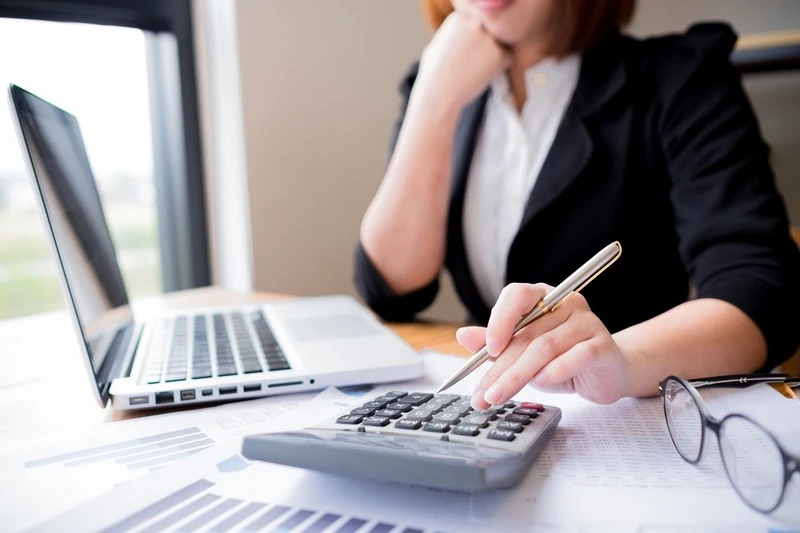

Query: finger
[
  {"left": 455, "top": 326, "right": 487, "bottom": 354},
  {"left": 471, "top": 294, "right": 584, "bottom": 408},
  {"left": 485, "top": 283, "right": 550, "bottom": 356},
  {"left": 483, "top": 317, "right": 593, "bottom": 406},
  {"left": 470, "top": 340, "right": 526, "bottom": 410},
  {"left": 533, "top": 338, "right": 621, "bottom": 404},
  {"left": 470, "top": 303, "right": 570, "bottom": 408}
]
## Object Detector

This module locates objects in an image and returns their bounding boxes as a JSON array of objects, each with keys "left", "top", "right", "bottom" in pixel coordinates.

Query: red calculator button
[{"left": 521, "top": 402, "right": 544, "bottom": 412}]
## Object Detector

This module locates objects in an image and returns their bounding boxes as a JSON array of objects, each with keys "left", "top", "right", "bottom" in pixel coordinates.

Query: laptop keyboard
[{"left": 145, "top": 310, "right": 291, "bottom": 385}]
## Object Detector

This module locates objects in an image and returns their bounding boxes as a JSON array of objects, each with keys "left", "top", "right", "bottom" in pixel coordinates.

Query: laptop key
[
  {"left": 217, "top": 364, "right": 238, "bottom": 376},
  {"left": 267, "top": 361, "right": 290, "bottom": 371},
  {"left": 191, "top": 368, "right": 212, "bottom": 379},
  {"left": 242, "top": 361, "right": 263, "bottom": 374},
  {"left": 165, "top": 372, "right": 187, "bottom": 382}
]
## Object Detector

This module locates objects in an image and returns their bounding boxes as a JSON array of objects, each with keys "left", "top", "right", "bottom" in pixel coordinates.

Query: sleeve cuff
[
  {"left": 354, "top": 242, "right": 439, "bottom": 322},
  {"left": 696, "top": 274, "right": 800, "bottom": 372}
]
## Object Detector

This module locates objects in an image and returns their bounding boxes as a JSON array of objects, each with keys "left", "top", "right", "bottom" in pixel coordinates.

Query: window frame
[{"left": 0, "top": 0, "right": 211, "bottom": 291}]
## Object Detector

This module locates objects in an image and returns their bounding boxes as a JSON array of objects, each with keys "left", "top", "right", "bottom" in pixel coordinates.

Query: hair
[{"left": 418, "top": 0, "right": 637, "bottom": 57}]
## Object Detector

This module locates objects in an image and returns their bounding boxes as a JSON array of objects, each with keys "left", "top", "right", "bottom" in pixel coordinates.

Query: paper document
[
  {"left": 0, "top": 389, "right": 322, "bottom": 532},
  {"left": 31, "top": 387, "right": 464, "bottom": 533},
  {"left": 12, "top": 351, "right": 800, "bottom": 532}
]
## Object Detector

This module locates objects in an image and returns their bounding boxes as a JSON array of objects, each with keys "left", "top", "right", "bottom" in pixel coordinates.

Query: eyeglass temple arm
[{"left": 687, "top": 373, "right": 800, "bottom": 389}]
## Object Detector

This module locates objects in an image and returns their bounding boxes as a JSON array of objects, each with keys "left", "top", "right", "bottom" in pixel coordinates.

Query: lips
[{"left": 475, "top": 0, "right": 512, "bottom": 12}]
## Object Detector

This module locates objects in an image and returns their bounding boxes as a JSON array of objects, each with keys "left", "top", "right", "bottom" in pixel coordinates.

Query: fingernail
[
  {"left": 486, "top": 335, "right": 500, "bottom": 356},
  {"left": 484, "top": 382, "right": 504, "bottom": 405}
]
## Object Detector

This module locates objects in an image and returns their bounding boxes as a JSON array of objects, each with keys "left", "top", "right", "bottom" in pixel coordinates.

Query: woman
[{"left": 355, "top": 0, "right": 800, "bottom": 409}]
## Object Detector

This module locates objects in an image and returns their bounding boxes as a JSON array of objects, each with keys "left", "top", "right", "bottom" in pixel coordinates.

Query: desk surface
[{"left": 0, "top": 287, "right": 468, "bottom": 444}]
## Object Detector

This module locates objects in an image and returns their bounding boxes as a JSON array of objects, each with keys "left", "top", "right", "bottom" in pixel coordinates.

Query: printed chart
[{"left": 103, "top": 479, "right": 436, "bottom": 533}]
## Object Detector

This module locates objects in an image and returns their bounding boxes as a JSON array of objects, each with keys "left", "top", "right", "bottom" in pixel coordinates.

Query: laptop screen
[{"left": 9, "top": 84, "right": 135, "bottom": 404}]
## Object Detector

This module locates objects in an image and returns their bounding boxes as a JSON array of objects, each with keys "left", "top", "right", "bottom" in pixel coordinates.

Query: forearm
[
  {"left": 360, "top": 92, "right": 460, "bottom": 295},
  {"left": 613, "top": 298, "right": 768, "bottom": 398}
]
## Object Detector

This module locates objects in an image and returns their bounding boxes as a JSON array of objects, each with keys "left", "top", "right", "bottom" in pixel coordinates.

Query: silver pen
[{"left": 436, "top": 241, "right": 623, "bottom": 393}]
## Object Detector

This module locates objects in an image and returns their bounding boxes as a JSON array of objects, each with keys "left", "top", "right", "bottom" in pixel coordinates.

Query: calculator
[{"left": 241, "top": 390, "right": 561, "bottom": 491}]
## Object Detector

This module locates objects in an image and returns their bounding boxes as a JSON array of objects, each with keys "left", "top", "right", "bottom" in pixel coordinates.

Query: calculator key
[
  {"left": 444, "top": 405, "right": 471, "bottom": 416},
  {"left": 512, "top": 407, "right": 539, "bottom": 417},
  {"left": 373, "top": 395, "right": 400, "bottom": 403},
  {"left": 395, "top": 419, "right": 422, "bottom": 430},
  {"left": 386, "top": 402, "right": 413, "bottom": 412},
  {"left": 496, "top": 420, "right": 524, "bottom": 433},
  {"left": 362, "top": 416, "right": 390, "bottom": 427},
  {"left": 451, "top": 424, "right": 481, "bottom": 437},
  {"left": 421, "top": 401, "right": 448, "bottom": 413},
  {"left": 350, "top": 407, "right": 376, "bottom": 417},
  {"left": 422, "top": 421, "right": 451, "bottom": 433},
  {"left": 406, "top": 409, "right": 434, "bottom": 422},
  {"left": 474, "top": 409, "right": 499, "bottom": 420},
  {"left": 432, "top": 412, "right": 460, "bottom": 424},
  {"left": 433, "top": 394, "right": 460, "bottom": 404},
  {"left": 362, "top": 401, "right": 388, "bottom": 410},
  {"left": 336, "top": 415, "right": 363, "bottom": 425},
  {"left": 504, "top": 413, "right": 531, "bottom": 425},
  {"left": 461, "top": 414, "right": 490, "bottom": 428},
  {"left": 487, "top": 429, "right": 516, "bottom": 442},
  {"left": 374, "top": 409, "right": 402, "bottom": 419},
  {"left": 396, "top": 393, "right": 434, "bottom": 406},
  {"left": 384, "top": 391, "right": 408, "bottom": 399},
  {"left": 521, "top": 402, "right": 545, "bottom": 412},
  {"left": 504, "top": 401, "right": 517, "bottom": 409}
]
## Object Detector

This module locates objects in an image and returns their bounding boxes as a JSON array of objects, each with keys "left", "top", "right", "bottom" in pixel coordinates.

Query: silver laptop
[{"left": 8, "top": 83, "right": 423, "bottom": 410}]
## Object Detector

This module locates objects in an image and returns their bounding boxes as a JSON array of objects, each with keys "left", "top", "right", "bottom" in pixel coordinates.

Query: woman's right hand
[{"left": 415, "top": 10, "right": 511, "bottom": 112}]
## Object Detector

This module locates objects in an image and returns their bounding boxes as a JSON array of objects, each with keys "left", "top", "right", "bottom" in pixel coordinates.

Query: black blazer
[{"left": 355, "top": 22, "right": 800, "bottom": 370}]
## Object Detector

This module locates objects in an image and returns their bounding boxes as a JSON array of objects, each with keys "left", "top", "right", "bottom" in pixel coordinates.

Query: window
[
  {"left": 0, "top": 0, "right": 211, "bottom": 320},
  {"left": 0, "top": 18, "right": 161, "bottom": 319}
]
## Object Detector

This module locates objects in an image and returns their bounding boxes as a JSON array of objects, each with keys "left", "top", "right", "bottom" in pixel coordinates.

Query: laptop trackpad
[{"left": 286, "top": 314, "right": 380, "bottom": 342}]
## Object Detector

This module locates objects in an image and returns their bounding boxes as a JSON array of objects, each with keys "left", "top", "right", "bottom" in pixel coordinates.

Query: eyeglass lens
[
  {"left": 663, "top": 378, "right": 703, "bottom": 462},
  {"left": 719, "top": 415, "right": 785, "bottom": 513}
]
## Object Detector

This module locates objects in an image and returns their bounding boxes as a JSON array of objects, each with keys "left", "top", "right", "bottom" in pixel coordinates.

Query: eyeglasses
[{"left": 658, "top": 373, "right": 800, "bottom": 514}]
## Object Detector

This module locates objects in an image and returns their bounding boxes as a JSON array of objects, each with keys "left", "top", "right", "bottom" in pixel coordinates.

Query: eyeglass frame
[{"left": 658, "top": 373, "right": 800, "bottom": 514}]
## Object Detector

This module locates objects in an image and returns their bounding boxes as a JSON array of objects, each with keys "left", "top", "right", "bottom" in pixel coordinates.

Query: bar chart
[
  {"left": 24, "top": 426, "right": 215, "bottom": 472},
  {"left": 101, "top": 479, "right": 439, "bottom": 533}
]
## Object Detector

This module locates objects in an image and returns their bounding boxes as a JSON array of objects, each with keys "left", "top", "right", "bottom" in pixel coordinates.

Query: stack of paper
[{"left": 1, "top": 351, "right": 798, "bottom": 533}]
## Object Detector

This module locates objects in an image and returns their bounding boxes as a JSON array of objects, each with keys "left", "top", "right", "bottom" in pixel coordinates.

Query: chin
[
  {"left": 471, "top": 0, "right": 537, "bottom": 45},
  {"left": 481, "top": 20, "right": 528, "bottom": 45}
]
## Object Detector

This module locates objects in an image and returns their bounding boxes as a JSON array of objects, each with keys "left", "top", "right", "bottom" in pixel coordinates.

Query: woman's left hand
[{"left": 456, "top": 283, "right": 633, "bottom": 409}]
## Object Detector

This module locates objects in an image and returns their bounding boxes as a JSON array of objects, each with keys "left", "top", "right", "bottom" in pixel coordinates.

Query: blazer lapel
[{"left": 516, "top": 32, "right": 628, "bottom": 233}]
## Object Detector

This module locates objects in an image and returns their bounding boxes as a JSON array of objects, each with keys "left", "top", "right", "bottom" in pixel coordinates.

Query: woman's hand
[
  {"left": 415, "top": 10, "right": 511, "bottom": 112},
  {"left": 456, "top": 283, "right": 634, "bottom": 409}
]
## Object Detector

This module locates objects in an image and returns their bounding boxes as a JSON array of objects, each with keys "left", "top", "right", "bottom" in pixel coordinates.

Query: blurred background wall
[{"left": 232, "top": 0, "right": 800, "bottom": 323}]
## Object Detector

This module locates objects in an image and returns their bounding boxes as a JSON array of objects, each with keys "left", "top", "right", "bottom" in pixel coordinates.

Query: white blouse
[{"left": 462, "top": 55, "right": 581, "bottom": 308}]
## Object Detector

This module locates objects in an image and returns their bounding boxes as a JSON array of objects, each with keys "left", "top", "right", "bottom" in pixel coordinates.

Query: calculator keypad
[{"left": 333, "top": 391, "right": 549, "bottom": 448}]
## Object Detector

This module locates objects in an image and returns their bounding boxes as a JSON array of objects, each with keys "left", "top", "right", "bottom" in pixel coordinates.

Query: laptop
[{"left": 8, "top": 83, "right": 423, "bottom": 410}]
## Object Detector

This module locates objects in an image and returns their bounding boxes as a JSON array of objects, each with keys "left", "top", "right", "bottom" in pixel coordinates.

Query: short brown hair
[{"left": 418, "top": 0, "right": 636, "bottom": 57}]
